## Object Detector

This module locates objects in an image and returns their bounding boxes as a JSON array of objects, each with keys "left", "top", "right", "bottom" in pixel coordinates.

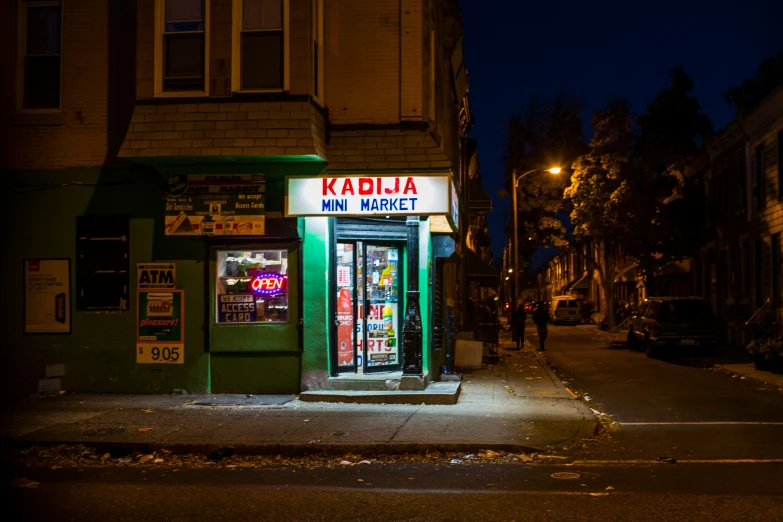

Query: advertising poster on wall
[
  {"left": 24, "top": 259, "right": 71, "bottom": 334},
  {"left": 165, "top": 174, "right": 265, "bottom": 236},
  {"left": 136, "top": 290, "right": 184, "bottom": 364}
]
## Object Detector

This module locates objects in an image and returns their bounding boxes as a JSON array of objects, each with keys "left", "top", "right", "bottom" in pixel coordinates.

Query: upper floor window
[
  {"left": 155, "top": 0, "right": 209, "bottom": 96},
  {"left": 18, "top": 0, "right": 62, "bottom": 110},
  {"left": 233, "top": 0, "right": 286, "bottom": 92}
]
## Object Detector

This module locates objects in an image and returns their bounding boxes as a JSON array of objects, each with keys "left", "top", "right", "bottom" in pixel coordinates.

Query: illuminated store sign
[
  {"left": 250, "top": 273, "right": 287, "bottom": 296},
  {"left": 285, "top": 175, "right": 452, "bottom": 217}
]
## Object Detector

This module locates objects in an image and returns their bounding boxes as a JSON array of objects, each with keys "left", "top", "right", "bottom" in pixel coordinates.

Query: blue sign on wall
[{"left": 217, "top": 294, "right": 257, "bottom": 323}]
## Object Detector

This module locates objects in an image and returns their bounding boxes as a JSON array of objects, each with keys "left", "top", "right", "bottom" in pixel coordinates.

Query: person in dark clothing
[
  {"left": 532, "top": 302, "right": 552, "bottom": 351},
  {"left": 511, "top": 304, "right": 527, "bottom": 349}
]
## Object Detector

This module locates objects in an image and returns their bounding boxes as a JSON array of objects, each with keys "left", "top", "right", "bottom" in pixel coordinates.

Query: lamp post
[{"left": 511, "top": 167, "right": 561, "bottom": 309}]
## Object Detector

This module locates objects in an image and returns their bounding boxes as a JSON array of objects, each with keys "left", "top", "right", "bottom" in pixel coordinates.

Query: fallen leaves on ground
[{"left": 13, "top": 444, "right": 577, "bottom": 471}]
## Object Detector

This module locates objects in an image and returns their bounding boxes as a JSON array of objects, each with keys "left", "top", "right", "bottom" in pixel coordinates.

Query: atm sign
[{"left": 250, "top": 273, "right": 287, "bottom": 296}]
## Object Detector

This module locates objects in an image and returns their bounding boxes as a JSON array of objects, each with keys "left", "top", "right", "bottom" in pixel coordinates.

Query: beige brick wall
[
  {"left": 2, "top": 0, "right": 111, "bottom": 170},
  {"left": 325, "top": 0, "right": 401, "bottom": 124},
  {"left": 137, "top": 0, "right": 154, "bottom": 99},
  {"left": 400, "top": 0, "right": 422, "bottom": 120}
]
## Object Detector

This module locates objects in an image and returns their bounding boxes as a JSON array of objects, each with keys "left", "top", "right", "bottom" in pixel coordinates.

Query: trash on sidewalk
[
  {"left": 307, "top": 439, "right": 320, "bottom": 444},
  {"left": 477, "top": 449, "right": 501, "bottom": 458},
  {"left": 657, "top": 456, "right": 677, "bottom": 464},
  {"left": 138, "top": 455, "right": 154, "bottom": 464},
  {"left": 141, "top": 409, "right": 154, "bottom": 413},
  {"left": 136, "top": 428, "right": 152, "bottom": 433}
]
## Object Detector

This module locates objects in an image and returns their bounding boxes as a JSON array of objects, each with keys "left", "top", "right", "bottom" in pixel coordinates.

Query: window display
[{"left": 216, "top": 250, "right": 288, "bottom": 323}]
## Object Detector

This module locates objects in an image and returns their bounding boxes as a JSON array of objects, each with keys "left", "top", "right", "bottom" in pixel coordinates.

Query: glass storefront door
[{"left": 335, "top": 241, "right": 402, "bottom": 374}]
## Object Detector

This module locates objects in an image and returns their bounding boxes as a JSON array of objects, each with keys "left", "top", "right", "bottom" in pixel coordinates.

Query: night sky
[{"left": 460, "top": 0, "right": 783, "bottom": 269}]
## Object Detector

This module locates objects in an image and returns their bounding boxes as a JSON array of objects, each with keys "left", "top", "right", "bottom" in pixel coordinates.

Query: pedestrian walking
[
  {"left": 532, "top": 302, "right": 552, "bottom": 351},
  {"left": 511, "top": 303, "right": 527, "bottom": 350}
]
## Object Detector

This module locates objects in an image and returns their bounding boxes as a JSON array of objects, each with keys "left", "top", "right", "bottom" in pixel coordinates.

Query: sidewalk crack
[{"left": 387, "top": 404, "right": 423, "bottom": 442}]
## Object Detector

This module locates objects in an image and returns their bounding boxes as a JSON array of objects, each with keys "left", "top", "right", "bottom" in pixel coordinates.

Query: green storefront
[{"left": 5, "top": 159, "right": 459, "bottom": 395}]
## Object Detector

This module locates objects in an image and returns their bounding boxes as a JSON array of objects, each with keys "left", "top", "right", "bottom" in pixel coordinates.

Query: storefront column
[{"left": 402, "top": 215, "right": 423, "bottom": 378}]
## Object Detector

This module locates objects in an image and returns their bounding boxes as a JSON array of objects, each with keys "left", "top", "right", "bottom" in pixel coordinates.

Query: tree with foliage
[
  {"left": 723, "top": 52, "right": 783, "bottom": 116},
  {"left": 504, "top": 91, "right": 586, "bottom": 274},
  {"left": 625, "top": 66, "right": 712, "bottom": 296},
  {"left": 564, "top": 97, "right": 635, "bottom": 330}
]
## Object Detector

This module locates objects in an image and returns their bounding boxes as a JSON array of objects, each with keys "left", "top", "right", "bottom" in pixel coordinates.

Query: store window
[{"left": 216, "top": 249, "right": 288, "bottom": 323}]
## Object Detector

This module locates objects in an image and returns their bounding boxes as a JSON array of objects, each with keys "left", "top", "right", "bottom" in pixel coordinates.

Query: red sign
[{"left": 250, "top": 273, "right": 287, "bottom": 296}]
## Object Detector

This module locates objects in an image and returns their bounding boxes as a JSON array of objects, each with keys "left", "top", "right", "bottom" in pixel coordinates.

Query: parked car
[
  {"left": 551, "top": 295, "right": 580, "bottom": 325},
  {"left": 627, "top": 297, "right": 720, "bottom": 358}
]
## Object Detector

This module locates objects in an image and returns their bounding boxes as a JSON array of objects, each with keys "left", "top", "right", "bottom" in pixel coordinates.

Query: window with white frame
[
  {"left": 312, "top": 0, "right": 323, "bottom": 102},
  {"left": 234, "top": 0, "right": 285, "bottom": 91},
  {"left": 18, "top": 0, "right": 62, "bottom": 110},
  {"left": 156, "top": 0, "right": 208, "bottom": 94}
]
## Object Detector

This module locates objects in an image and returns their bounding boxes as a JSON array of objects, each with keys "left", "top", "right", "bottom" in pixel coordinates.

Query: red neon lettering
[
  {"left": 358, "top": 178, "right": 373, "bottom": 195},
  {"left": 251, "top": 275, "right": 286, "bottom": 292},
  {"left": 403, "top": 177, "right": 417, "bottom": 195},
  {"left": 323, "top": 178, "right": 337, "bottom": 196},
  {"left": 384, "top": 178, "right": 400, "bottom": 194},
  {"left": 341, "top": 178, "right": 355, "bottom": 195}
]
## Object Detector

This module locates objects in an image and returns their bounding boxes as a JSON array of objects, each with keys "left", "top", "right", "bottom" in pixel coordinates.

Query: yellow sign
[{"left": 136, "top": 343, "right": 184, "bottom": 364}]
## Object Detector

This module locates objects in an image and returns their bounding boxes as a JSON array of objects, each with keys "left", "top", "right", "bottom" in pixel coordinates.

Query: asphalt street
[
  {"left": 530, "top": 324, "right": 783, "bottom": 461},
  {"left": 6, "top": 462, "right": 783, "bottom": 521},
  {"left": 6, "top": 324, "right": 783, "bottom": 521}
]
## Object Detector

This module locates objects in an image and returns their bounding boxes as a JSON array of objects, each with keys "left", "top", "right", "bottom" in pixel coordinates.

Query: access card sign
[
  {"left": 137, "top": 263, "right": 176, "bottom": 289},
  {"left": 217, "top": 294, "right": 257, "bottom": 323},
  {"left": 136, "top": 290, "right": 184, "bottom": 364},
  {"left": 285, "top": 175, "right": 451, "bottom": 217}
]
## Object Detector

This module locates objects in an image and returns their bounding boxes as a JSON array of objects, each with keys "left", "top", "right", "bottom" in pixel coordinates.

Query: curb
[{"left": 4, "top": 437, "right": 543, "bottom": 457}]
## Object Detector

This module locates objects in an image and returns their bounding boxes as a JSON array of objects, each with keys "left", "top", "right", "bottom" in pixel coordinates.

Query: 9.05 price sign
[
  {"left": 136, "top": 344, "right": 183, "bottom": 364},
  {"left": 136, "top": 289, "right": 184, "bottom": 364}
]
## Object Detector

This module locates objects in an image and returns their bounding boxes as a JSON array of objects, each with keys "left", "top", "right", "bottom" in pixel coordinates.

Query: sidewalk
[{"left": 1, "top": 329, "right": 596, "bottom": 456}]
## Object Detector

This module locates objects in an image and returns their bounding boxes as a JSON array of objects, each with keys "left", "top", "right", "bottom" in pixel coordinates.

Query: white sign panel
[
  {"left": 137, "top": 263, "right": 176, "bottom": 289},
  {"left": 286, "top": 175, "right": 451, "bottom": 217},
  {"left": 24, "top": 259, "right": 71, "bottom": 333}
]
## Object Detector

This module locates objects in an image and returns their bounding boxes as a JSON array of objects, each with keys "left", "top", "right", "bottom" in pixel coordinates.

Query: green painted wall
[
  {"left": 419, "top": 219, "right": 432, "bottom": 376},
  {"left": 1, "top": 167, "right": 209, "bottom": 393},
  {"left": 300, "top": 217, "right": 331, "bottom": 376}
]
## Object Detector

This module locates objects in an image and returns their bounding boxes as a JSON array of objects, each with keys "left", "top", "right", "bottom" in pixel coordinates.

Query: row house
[
  {"left": 459, "top": 138, "right": 496, "bottom": 330},
  {"left": 0, "top": 0, "right": 476, "bottom": 395},
  {"left": 696, "top": 85, "right": 783, "bottom": 346}
]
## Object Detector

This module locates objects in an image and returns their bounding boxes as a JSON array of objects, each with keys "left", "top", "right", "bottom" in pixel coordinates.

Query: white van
[{"left": 551, "top": 295, "right": 580, "bottom": 325}]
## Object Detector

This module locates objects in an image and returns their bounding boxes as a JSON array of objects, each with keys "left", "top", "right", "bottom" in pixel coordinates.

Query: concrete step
[{"left": 299, "top": 381, "right": 461, "bottom": 405}]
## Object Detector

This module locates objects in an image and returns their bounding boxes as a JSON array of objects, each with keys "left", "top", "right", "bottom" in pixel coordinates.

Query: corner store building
[{"left": 1, "top": 0, "right": 473, "bottom": 394}]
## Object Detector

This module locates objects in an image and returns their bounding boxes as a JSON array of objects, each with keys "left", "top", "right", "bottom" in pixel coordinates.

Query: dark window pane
[
  {"left": 242, "top": 32, "right": 282, "bottom": 90},
  {"left": 24, "top": 55, "right": 60, "bottom": 108},
  {"left": 27, "top": 6, "right": 61, "bottom": 55},
  {"left": 243, "top": 0, "right": 282, "bottom": 30},
  {"left": 164, "top": 33, "right": 204, "bottom": 91},
  {"left": 165, "top": 0, "right": 204, "bottom": 31}
]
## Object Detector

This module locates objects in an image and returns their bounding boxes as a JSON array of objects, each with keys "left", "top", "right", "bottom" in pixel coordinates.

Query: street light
[{"left": 511, "top": 167, "right": 561, "bottom": 309}]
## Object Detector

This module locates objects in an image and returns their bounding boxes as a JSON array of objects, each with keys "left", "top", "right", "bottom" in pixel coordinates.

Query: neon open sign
[{"left": 250, "top": 273, "right": 287, "bottom": 296}]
